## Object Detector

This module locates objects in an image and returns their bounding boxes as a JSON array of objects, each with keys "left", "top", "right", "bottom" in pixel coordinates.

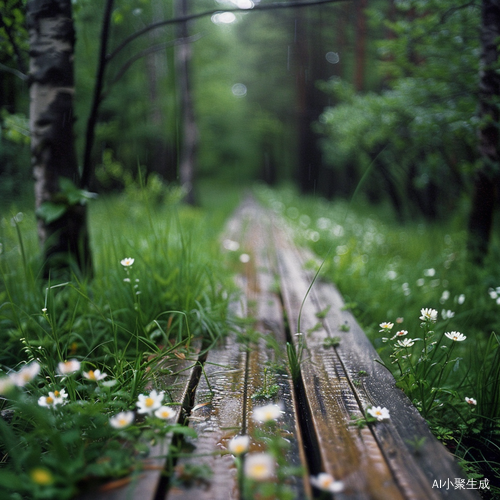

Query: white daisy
[
  {"left": 367, "top": 406, "right": 390, "bottom": 421},
  {"left": 228, "top": 435, "right": 250, "bottom": 456},
  {"left": 136, "top": 390, "right": 164, "bottom": 414},
  {"left": 110, "top": 411, "right": 135, "bottom": 429},
  {"left": 251, "top": 403, "right": 284, "bottom": 423}
]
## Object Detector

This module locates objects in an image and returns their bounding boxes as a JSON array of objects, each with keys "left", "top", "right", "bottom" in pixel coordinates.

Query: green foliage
[
  {"left": 0, "top": 110, "right": 29, "bottom": 145},
  {"left": 0, "top": 0, "right": 28, "bottom": 65},
  {"left": 317, "top": 0, "right": 481, "bottom": 220},
  {"left": 35, "top": 178, "right": 97, "bottom": 224},
  {"left": 0, "top": 111, "right": 31, "bottom": 208},
  {"left": 251, "top": 367, "right": 280, "bottom": 401},
  {"left": 0, "top": 185, "right": 238, "bottom": 497},
  {"left": 0, "top": 371, "right": 198, "bottom": 500}
]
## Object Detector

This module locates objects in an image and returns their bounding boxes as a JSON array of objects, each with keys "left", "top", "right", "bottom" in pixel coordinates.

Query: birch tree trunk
[
  {"left": 27, "top": 0, "right": 92, "bottom": 277},
  {"left": 467, "top": 0, "right": 500, "bottom": 264}
]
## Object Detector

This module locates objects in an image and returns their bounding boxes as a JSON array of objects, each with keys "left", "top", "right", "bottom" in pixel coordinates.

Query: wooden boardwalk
[{"left": 79, "top": 198, "right": 480, "bottom": 500}]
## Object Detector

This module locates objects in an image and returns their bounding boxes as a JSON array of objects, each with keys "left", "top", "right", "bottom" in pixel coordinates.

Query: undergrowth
[{"left": 0, "top": 179, "right": 240, "bottom": 499}]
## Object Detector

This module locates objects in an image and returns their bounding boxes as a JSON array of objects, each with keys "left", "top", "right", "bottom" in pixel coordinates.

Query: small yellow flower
[
  {"left": 379, "top": 322, "right": 394, "bottom": 332},
  {"left": 136, "top": 390, "right": 164, "bottom": 414},
  {"left": 396, "top": 338, "right": 415, "bottom": 348},
  {"left": 30, "top": 467, "right": 54, "bottom": 485},
  {"left": 9, "top": 362, "right": 41, "bottom": 387},
  {"left": 310, "top": 472, "right": 344, "bottom": 493},
  {"left": 419, "top": 308, "right": 438, "bottom": 323},
  {"left": 367, "top": 406, "right": 390, "bottom": 421},
  {"left": 38, "top": 389, "right": 67, "bottom": 407}
]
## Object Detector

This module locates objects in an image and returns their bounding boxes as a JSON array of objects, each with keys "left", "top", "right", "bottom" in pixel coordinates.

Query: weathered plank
[
  {"left": 310, "top": 276, "right": 467, "bottom": 500},
  {"left": 165, "top": 310, "right": 247, "bottom": 499},
  {"left": 275, "top": 226, "right": 404, "bottom": 500},
  {"left": 269, "top": 207, "right": 480, "bottom": 499}
]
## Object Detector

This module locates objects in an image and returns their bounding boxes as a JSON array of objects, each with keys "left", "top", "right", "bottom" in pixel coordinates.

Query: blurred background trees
[{"left": 1, "top": 0, "right": 497, "bottom": 270}]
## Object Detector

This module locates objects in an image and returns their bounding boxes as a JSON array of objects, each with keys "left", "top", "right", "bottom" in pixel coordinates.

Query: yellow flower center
[
  {"left": 250, "top": 464, "right": 267, "bottom": 478},
  {"left": 88, "top": 370, "right": 96, "bottom": 380},
  {"left": 320, "top": 477, "right": 333, "bottom": 488},
  {"left": 46, "top": 396, "right": 54, "bottom": 405},
  {"left": 145, "top": 397, "right": 155, "bottom": 407},
  {"left": 54, "top": 391, "right": 60, "bottom": 397},
  {"left": 118, "top": 418, "right": 127, "bottom": 426},
  {"left": 30, "top": 467, "right": 53, "bottom": 485}
]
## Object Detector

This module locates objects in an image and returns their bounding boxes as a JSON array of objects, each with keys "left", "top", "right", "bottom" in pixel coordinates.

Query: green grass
[
  {"left": 257, "top": 184, "right": 500, "bottom": 498},
  {"left": 0, "top": 179, "right": 242, "bottom": 499}
]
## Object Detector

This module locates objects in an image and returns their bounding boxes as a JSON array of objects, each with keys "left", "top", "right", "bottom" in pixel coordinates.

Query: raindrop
[
  {"left": 235, "top": 0, "right": 254, "bottom": 8},
  {"left": 325, "top": 52, "right": 340, "bottom": 64},
  {"left": 232, "top": 83, "right": 247, "bottom": 97},
  {"left": 211, "top": 12, "right": 237, "bottom": 24}
]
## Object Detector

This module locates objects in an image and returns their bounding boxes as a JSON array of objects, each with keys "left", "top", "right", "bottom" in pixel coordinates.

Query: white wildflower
[
  {"left": 367, "top": 406, "right": 390, "bottom": 421},
  {"left": 228, "top": 435, "right": 250, "bottom": 455}
]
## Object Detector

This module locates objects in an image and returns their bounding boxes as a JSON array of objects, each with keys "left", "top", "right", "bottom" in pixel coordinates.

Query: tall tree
[
  {"left": 467, "top": 0, "right": 500, "bottom": 264},
  {"left": 353, "top": 0, "right": 368, "bottom": 91},
  {"left": 294, "top": 8, "right": 331, "bottom": 194},
  {"left": 175, "top": 0, "right": 198, "bottom": 205},
  {"left": 27, "top": 0, "right": 92, "bottom": 277}
]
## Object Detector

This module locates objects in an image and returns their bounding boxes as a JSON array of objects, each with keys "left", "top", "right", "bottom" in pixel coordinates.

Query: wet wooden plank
[
  {"left": 272, "top": 216, "right": 479, "bottom": 499},
  {"left": 275, "top": 239, "right": 404, "bottom": 500},
  {"left": 165, "top": 299, "right": 247, "bottom": 500},
  {"left": 76, "top": 347, "right": 201, "bottom": 500},
  {"left": 165, "top": 200, "right": 252, "bottom": 499},
  {"left": 309, "top": 274, "right": 480, "bottom": 500}
]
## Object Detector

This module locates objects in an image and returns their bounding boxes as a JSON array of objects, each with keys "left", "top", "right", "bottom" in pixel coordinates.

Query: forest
[{"left": 1, "top": 0, "right": 500, "bottom": 498}]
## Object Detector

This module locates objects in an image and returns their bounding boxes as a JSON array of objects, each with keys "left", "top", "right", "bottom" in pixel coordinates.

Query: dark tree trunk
[
  {"left": 145, "top": 0, "right": 175, "bottom": 182},
  {"left": 175, "top": 0, "right": 198, "bottom": 206},
  {"left": 27, "top": 0, "right": 91, "bottom": 277},
  {"left": 354, "top": 0, "right": 368, "bottom": 91},
  {"left": 467, "top": 0, "right": 500, "bottom": 264},
  {"left": 295, "top": 10, "right": 329, "bottom": 195}
]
